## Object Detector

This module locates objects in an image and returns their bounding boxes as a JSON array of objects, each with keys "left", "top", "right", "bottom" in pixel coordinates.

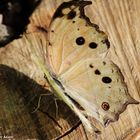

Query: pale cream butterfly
[{"left": 30, "top": 0, "right": 139, "bottom": 133}]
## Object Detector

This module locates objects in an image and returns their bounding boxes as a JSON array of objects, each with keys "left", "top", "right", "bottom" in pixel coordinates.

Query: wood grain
[{"left": 0, "top": 0, "right": 140, "bottom": 139}]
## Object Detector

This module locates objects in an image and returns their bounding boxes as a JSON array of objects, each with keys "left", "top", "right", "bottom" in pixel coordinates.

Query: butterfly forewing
[{"left": 48, "top": 1, "right": 109, "bottom": 75}]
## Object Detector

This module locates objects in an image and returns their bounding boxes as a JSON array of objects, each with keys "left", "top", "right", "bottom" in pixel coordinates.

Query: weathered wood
[{"left": 0, "top": 0, "right": 140, "bottom": 139}]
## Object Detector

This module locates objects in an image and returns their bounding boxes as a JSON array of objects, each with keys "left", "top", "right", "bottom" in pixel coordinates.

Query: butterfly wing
[
  {"left": 60, "top": 57, "right": 138, "bottom": 126},
  {"left": 47, "top": 1, "right": 109, "bottom": 75},
  {"left": 46, "top": 0, "right": 139, "bottom": 132}
]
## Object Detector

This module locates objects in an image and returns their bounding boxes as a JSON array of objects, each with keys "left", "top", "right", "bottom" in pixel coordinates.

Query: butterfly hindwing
[{"left": 59, "top": 57, "right": 138, "bottom": 126}]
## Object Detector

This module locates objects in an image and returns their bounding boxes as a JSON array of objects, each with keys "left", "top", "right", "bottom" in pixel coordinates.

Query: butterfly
[{"left": 30, "top": 0, "right": 139, "bottom": 133}]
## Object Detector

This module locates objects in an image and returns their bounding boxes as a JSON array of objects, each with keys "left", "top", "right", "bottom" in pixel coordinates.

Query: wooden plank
[{"left": 0, "top": 0, "right": 140, "bottom": 139}]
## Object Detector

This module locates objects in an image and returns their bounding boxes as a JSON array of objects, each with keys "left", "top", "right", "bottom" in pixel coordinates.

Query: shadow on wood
[{"left": 0, "top": 64, "right": 79, "bottom": 140}]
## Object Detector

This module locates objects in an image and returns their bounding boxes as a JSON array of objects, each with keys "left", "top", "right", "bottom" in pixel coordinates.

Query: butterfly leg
[
  {"left": 54, "top": 98, "right": 59, "bottom": 118},
  {"left": 32, "top": 93, "right": 52, "bottom": 113}
]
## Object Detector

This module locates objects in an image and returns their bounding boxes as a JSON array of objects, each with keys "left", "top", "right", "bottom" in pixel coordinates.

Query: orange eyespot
[{"left": 101, "top": 102, "right": 110, "bottom": 111}]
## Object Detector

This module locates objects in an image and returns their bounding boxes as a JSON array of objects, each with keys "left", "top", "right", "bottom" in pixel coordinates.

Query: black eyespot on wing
[
  {"left": 95, "top": 69, "right": 101, "bottom": 75},
  {"left": 101, "top": 102, "right": 110, "bottom": 111},
  {"left": 103, "top": 61, "right": 106, "bottom": 65},
  {"left": 89, "top": 42, "right": 97, "bottom": 49},
  {"left": 102, "top": 77, "right": 112, "bottom": 84},
  {"left": 89, "top": 64, "right": 94, "bottom": 68},
  {"left": 67, "top": 10, "right": 76, "bottom": 19},
  {"left": 76, "top": 36, "right": 85, "bottom": 45},
  {"left": 49, "top": 42, "right": 52, "bottom": 46}
]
